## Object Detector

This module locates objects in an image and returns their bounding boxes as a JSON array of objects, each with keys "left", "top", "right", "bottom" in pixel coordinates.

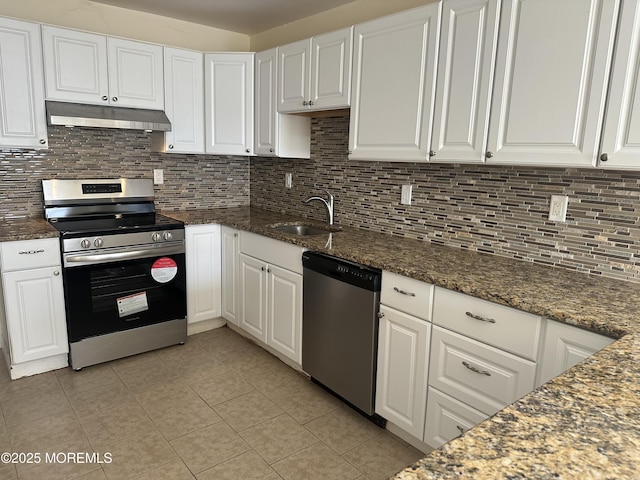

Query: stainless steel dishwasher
[{"left": 302, "top": 252, "right": 384, "bottom": 423}]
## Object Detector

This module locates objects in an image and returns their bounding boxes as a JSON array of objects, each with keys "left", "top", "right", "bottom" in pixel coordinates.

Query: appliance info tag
[
  {"left": 117, "top": 292, "right": 149, "bottom": 318},
  {"left": 151, "top": 257, "right": 178, "bottom": 283}
]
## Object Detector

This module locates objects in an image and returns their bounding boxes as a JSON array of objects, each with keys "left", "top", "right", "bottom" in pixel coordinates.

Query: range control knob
[
  {"left": 94, "top": 238, "right": 104, "bottom": 248},
  {"left": 163, "top": 231, "right": 173, "bottom": 241},
  {"left": 151, "top": 232, "right": 162, "bottom": 242},
  {"left": 80, "top": 239, "right": 91, "bottom": 249}
]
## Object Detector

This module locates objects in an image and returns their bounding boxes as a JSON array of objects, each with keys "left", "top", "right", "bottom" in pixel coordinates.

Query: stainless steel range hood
[{"left": 46, "top": 101, "right": 171, "bottom": 132}]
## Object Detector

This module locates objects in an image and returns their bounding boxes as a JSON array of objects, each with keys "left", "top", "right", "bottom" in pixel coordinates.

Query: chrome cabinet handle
[
  {"left": 233, "top": 233, "right": 238, "bottom": 237},
  {"left": 465, "top": 311, "right": 496, "bottom": 324},
  {"left": 486, "top": 151, "right": 494, "bottom": 158},
  {"left": 309, "top": 100, "right": 314, "bottom": 106},
  {"left": 377, "top": 312, "right": 385, "bottom": 319},
  {"left": 600, "top": 153, "right": 609, "bottom": 162},
  {"left": 39, "top": 139, "right": 46, "bottom": 145},
  {"left": 393, "top": 287, "right": 416, "bottom": 297},
  {"left": 53, "top": 270, "right": 60, "bottom": 276},
  {"left": 19, "top": 249, "right": 45, "bottom": 255},
  {"left": 429, "top": 150, "right": 436, "bottom": 157},
  {"left": 302, "top": 101, "right": 308, "bottom": 106},
  {"left": 102, "top": 95, "right": 108, "bottom": 101},
  {"left": 112, "top": 97, "right": 118, "bottom": 102},
  {"left": 245, "top": 149, "right": 250, "bottom": 153},
  {"left": 456, "top": 425, "right": 465, "bottom": 435},
  {"left": 462, "top": 361, "right": 491, "bottom": 376},
  {"left": 269, "top": 148, "right": 274, "bottom": 153},
  {"left": 168, "top": 144, "right": 174, "bottom": 149}
]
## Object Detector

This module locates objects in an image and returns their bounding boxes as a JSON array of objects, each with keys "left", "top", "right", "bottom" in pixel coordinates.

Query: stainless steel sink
[{"left": 273, "top": 224, "right": 334, "bottom": 236}]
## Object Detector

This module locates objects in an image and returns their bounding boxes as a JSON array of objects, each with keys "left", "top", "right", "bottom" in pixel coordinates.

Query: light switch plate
[
  {"left": 285, "top": 173, "right": 293, "bottom": 189},
  {"left": 401, "top": 185, "right": 412, "bottom": 205}
]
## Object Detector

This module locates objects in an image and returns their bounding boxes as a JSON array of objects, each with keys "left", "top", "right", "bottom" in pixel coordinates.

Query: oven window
[{"left": 64, "top": 254, "right": 186, "bottom": 342}]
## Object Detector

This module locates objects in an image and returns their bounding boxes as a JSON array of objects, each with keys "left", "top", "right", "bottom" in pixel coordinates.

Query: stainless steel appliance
[
  {"left": 302, "top": 252, "right": 384, "bottom": 423},
  {"left": 43, "top": 178, "right": 186, "bottom": 370}
]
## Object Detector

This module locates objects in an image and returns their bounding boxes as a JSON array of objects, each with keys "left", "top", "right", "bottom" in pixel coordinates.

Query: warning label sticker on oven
[
  {"left": 117, "top": 292, "right": 149, "bottom": 317},
  {"left": 151, "top": 257, "right": 178, "bottom": 283}
]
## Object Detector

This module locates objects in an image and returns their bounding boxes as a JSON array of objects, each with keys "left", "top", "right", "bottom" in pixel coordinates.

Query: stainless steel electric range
[{"left": 42, "top": 178, "right": 187, "bottom": 370}]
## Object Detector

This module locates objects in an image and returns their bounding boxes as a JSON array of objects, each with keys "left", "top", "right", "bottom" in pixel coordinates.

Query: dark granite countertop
[
  {"left": 5, "top": 207, "right": 640, "bottom": 478},
  {"left": 165, "top": 206, "right": 640, "bottom": 480}
]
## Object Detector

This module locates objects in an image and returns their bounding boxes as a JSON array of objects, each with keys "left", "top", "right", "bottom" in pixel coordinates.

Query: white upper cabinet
[
  {"left": 0, "top": 17, "right": 48, "bottom": 149},
  {"left": 42, "top": 26, "right": 164, "bottom": 109},
  {"left": 486, "top": 0, "right": 619, "bottom": 167},
  {"left": 430, "top": 0, "right": 500, "bottom": 163},
  {"left": 255, "top": 48, "right": 310, "bottom": 158},
  {"left": 599, "top": 0, "right": 640, "bottom": 169},
  {"left": 277, "top": 27, "right": 353, "bottom": 113},
  {"left": 161, "top": 47, "right": 204, "bottom": 154},
  {"left": 349, "top": 4, "right": 441, "bottom": 162},
  {"left": 204, "top": 53, "right": 254, "bottom": 156}
]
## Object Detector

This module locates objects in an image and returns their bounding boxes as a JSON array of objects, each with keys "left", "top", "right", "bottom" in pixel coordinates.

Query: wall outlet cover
[
  {"left": 401, "top": 185, "right": 412, "bottom": 205},
  {"left": 153, "top": 169, "right": 164, "bottom": 185},
  {"left": 548, "top": 195, "right": 569, "bottom": 222}
]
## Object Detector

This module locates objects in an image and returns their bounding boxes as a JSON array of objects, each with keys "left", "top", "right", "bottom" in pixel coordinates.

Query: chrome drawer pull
[
  {"left": 465, "top": 311, "right": 496, "bottom": 324},
  {"left": 18, "top": 249, "right": 45, "bottom": 255},
  {"left": 456, "top": 425, "right": 465, "bottom": 435},
  {"left": 393, "top": 287, "right": 416, "bottom": 297},
  {"left": 462, "top": 361, "right": 491, "bottom": 376}
]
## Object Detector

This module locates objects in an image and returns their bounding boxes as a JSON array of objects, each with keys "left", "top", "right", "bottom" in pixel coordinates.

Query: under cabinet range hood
[{"left": 46, "top": 101, "right": 172, "bottom": 132}]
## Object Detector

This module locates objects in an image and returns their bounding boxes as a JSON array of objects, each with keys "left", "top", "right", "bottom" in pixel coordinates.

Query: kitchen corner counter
[
  {"left": 0, "top": 216, "right": 59, "bottom": 242},
  {"left": 166, "top": 206, "right": 640, "bottom": 479}
]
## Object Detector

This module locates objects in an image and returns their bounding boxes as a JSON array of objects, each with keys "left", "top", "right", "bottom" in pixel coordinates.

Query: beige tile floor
[{"left": 0, "top": 326, "right": 426, "bottom": 480}]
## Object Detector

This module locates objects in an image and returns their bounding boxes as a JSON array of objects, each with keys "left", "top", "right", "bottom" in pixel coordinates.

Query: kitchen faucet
[{"left": 302, "top": 189, "right": 334, "bottom": 226}]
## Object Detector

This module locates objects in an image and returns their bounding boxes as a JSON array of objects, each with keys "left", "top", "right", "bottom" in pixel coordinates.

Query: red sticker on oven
[{"left": 151, "top": 257, "right": 178, "bottom": 283}]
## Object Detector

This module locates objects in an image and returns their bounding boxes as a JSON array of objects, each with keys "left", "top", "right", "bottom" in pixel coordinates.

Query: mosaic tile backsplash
[
  {"left": 0, "top": 126, "right": 249, "bottom": 217},
  {"left": 2, "top": 117, "right": 640, "bottom": 283},
  {"left": 251, "top": 114, "right": 640, "bottom": 283}
]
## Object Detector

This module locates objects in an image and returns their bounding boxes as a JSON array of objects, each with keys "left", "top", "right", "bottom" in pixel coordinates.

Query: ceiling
[{"left": 90, "top": 0, "right": 358, "bottom": 35}]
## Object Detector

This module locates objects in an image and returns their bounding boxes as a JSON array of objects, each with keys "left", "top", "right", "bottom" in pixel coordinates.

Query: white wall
[{"left": 0, "top": 0, "right": 249, "bottom": 51}]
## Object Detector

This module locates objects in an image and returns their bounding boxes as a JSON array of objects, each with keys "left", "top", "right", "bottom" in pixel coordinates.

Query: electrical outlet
[
  {"left": 548, "top": 195, "right": 569, "bottom": 222},
  {"left": 401, "top": 185, "right": 412, "bottom": 206},
  {"left": 285, "top": 173, "right": 293, "bottom": 189},
  {"left": 153, "top": 169, "right": 164, "bottom": 185}
]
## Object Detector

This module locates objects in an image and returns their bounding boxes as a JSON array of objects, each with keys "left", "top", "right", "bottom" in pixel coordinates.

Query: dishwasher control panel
[{"left": 303, "top": 252, "right": 381, "bottom": 291}]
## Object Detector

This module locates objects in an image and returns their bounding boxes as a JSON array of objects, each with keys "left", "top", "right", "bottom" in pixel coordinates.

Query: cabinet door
[
  {"left": 309, "top": 27, "right": 353, "bottom": 110},
  {"left": 430, "top": 0, "right": 500, "bottom": 163},
  {"left": 185, "top": 225, "right": 221, "bottom": 325},
  {"left": 205, "top": 53, "right": 254, "bottom": 155},
  {"left": 267, "top": 264, "right": 302, "bottom": 364},
  {"left": 221, "top": 227, "right": 240, "bottom": 325},
  {"left": 239, "top": 254, "right": 267, "bottom": 342},
  {"left": 2, "top": 267, "right": 68, "bottom": 364},
  {"left": 599, "top": 0, "right": 640, "bottom": 169},
  {"left": 349, "top": 4, "right": 441, "bottom": 162},
  {"left": 162, "top": 47, "right": 204, "bottom": 153},
  {"left": 536, "top": 320, "right": 613, "bottom": 387},
  {"left": 486, "top": 0, "right": 619, "bottom": 166},
  {"left": 42, "top": 26, "right": 109, "bottom": 105},
  {"left": 255, "top": 49, "right": 278, "bottom": 156},
  {"left": 0, "top": 17, "right": 48, "bottom": 149},
  {"left": 375, "top": 305, "right": 431, "bottom": 439},
  {"left": 107, "top": 37, "right": 164, "bottom": 109},
  {"left": 277, "top": 39, "right": 310, "bottom": 113}
]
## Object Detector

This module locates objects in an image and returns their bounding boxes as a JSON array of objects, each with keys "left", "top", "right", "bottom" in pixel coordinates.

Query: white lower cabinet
[
  {"left": 239, "top": 232, "right": 304, "bottom": 365},
  {"left": 375, "top": 305, "right": 431, "bottom": 439},
  {"left": 221, "top": 226, "right": 240, "bottom": 325},
  {"left": 536, "top": 319, "right": 614, "bottom": 387},
  {"left": 0, "top": 238, "right": 68, "bottom": 379},
  {"left": 185, "top": 225, "right": 221, "bottom": 329},
  {"left": 423, "top": 387, "right": 488, "bottom": 450}
]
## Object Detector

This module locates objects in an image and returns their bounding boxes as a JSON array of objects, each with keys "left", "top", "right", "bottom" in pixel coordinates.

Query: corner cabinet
[
  {"left": 485, "top": 0, "right": 619, "bottom": 167},
  {"left": 255, "top": 48, "right": 310, "bottom": 158},
  {"left": 0, "top": 17, "right": 48, "bottom": 149},
  {"left": 185, "top": 225, "right": 221, "bottom": 331},
  {"left": 0, "top": 238, "right": 68, "bottom": 379},
  {"left": 158, "top": 47, "right": 204, "bottom": 154},
  {"left": 277, "top": 27, "right": 353, "bottom": 113},
  {"left": 349, "top": 4, "right": 441, "bottom": 162},
  {"left": 221, "top": 226, "right": 240, "bottom": 325},
  {"left": 238, "top": 232, "right": 304, "bottom": 366},
  {"left": 204, "top": 53, "right": 254, "bottom": 156},
  {"left": 41, "top": 25, "right": 164, "bottom": 109}
]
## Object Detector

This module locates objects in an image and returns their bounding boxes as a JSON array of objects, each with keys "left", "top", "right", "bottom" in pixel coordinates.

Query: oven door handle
[{"left": 64, "top": 243, "right": 185, "bottom": 266}]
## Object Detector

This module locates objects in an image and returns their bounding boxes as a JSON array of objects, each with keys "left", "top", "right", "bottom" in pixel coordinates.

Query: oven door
[{"left": 63, "top": 243, "right": 186, "bottom": 342}]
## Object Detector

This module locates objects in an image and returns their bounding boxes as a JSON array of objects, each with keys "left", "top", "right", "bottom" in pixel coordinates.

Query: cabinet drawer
[
  {"left": 1, "top": 238, "right": 61, "bottom": 271},
  {"left": 240, "top": 231, "right": 305, "bottom": 274},
  {"left": 381, "top": 271, "right": 433, "bottom": 320},
  {"left": 424, "top": 387, "right": 488, "bottom": 449},
  {"left": 429, "top": 326, "right": 536, "bottom": 416},
  {"left": 433, "top": 287, "right": 542, "bottom": 360}
]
